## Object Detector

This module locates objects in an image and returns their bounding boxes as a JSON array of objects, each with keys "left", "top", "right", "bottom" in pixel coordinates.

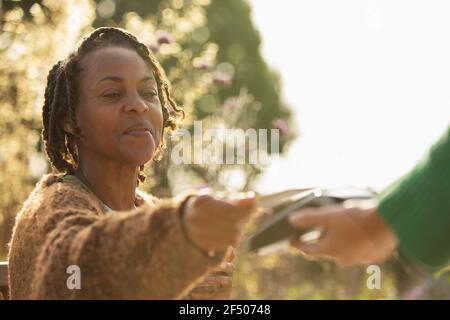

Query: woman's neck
[{"left": 75, "top": 157, "right": 139, "bottom": 211}]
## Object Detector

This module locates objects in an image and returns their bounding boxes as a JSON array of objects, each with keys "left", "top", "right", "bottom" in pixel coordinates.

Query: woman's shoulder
[
  {"left": 21, "top": 173, "right": 104, "bottom": 218},
  {"left": 23, "top": 173, "right": 160, "bottom": 216},
  {"left": 38, "top": 173, "right": 161, "bottom": 211}
]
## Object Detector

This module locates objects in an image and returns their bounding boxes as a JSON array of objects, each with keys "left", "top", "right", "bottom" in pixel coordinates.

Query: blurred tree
[{"left": 0, "top": 0, "right": 94, "bottom": 259}]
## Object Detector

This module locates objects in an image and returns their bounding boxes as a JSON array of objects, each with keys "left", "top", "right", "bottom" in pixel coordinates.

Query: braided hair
[{"left": 41, "top": 27, "right": 184, "bottom": 185}]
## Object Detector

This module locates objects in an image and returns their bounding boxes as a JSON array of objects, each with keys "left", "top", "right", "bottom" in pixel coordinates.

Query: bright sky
[{"left": 249, "top": 0, "right": 450, "bottom": 194}]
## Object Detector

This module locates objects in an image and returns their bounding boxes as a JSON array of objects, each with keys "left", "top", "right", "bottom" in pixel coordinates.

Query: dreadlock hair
[{"left": 41, "top": 27, "right": 184, "bottom": 186}]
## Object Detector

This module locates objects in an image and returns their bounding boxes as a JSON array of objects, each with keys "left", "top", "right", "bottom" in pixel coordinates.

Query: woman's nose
[{"left": 123, "top": 91, "right": 149, "bottom": 113}]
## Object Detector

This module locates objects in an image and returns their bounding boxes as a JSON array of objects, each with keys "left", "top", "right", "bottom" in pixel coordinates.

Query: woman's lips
[
  {"left": 124, "top": 128, "right": 152, "bottom": 137},
  {"left": 123, "top": 122, "right": 154, "bottom": 138}
]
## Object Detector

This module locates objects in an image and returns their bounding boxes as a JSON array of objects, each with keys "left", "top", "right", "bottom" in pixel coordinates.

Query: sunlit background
[
  {"left": 1, "top": 0, "right": 449, "bottom": 300},
  {"left": 251, "top": 0, "right": 450, "bottom": 194}
]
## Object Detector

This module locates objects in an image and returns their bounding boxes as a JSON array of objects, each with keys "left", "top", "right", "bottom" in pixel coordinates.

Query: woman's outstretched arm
[
  {"left": 8, "top": 176, "right": 254, "bottom": 299},
  {"left": 30, "top": 196, "right": 220, "bottom": 299}
]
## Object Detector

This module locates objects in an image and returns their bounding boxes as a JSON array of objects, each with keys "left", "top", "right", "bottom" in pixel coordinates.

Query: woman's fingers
[
  {"left": 215, "top": 262, "right": 234, "bottom": 276},
  {"left": 205, "top": 275, "right": 232, "bottom": 288},
  {"left": 191, "top": 275, "right": 232, "bottom": 293},
  {"left": 183, "top": 191, "right": 258, "bottom": 253},
  {"left": 188, "top": 292, "right": 216, "bottom": 300},
  {"left": 224, "top": 246, "right": 235, "bottom": 262},
  {"left": 232, "top": 192, "right": 257, "bottom": 207}
]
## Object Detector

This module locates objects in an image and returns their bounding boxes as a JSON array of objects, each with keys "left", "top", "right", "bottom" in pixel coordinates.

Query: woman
[{"left": 8, "top": 27, "right": 256, "bottom": 299}]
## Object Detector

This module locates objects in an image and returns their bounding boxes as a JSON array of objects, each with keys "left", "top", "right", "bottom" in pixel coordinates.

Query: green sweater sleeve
[{"left": 377, "top": 125, "right": 450, "bottom": 274}]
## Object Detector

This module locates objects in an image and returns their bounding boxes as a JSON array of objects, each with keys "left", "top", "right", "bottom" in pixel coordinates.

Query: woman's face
[{"left": 74, "top": 46, "right": 163, "bottom": 168}]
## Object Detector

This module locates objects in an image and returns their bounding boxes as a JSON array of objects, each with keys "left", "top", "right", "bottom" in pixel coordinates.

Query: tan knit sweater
[{"left": 7, "top": 173, "right": 225, "bottom": 299}]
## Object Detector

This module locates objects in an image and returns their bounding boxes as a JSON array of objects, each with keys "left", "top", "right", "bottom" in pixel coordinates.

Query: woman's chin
[
  {"left": 120, "top": 133, "right": 159, "bottom": 164},
  {"left": 122, "top": 146, "right": 156, "bottom": 167}
]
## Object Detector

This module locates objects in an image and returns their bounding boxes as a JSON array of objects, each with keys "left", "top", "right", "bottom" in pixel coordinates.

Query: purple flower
[
  {"left": 402, "top": 285, "right": 427, "bottom": 300},
  {"left": 193, "top": 59, "right": 213, "bottom": 71},
  {"left": 272, "top": 118, "right": 289, "bottom": 138},
  {"left": 212, "top": 71, "right": 232, "bottom": 87},
  {"left": 156, "top": 31, "right": 175, "bottom": 45},
  {"left": 147, "top": 42, "right": 160, "bottom": 54}
]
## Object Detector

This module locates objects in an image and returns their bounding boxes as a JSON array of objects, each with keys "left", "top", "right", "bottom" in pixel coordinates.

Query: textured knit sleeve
[
  {"left": 30, "top": 185, "right": 224, "bottom": 299},
  {"left": 377, "top": 125, "right": 450, "bottom": 273}
]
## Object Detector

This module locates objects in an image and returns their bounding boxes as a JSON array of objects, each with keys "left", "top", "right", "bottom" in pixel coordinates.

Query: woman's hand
[
  {"left": 182, "top": 191, "right": 257, "bottom": 254},
  {"left": 187, "top": 247, "right": 235, "bottom": 300},
  {"left": 288, "top": 200, "right": 398, "bottom": 267}
]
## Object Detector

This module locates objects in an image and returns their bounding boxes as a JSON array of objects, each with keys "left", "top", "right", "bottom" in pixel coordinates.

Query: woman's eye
[
  {"left": 141, "top": 91, "right": 158, "bottom": 99},
  {"left": 102, "top": 91, "right": 121, "bottom": 99}
]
